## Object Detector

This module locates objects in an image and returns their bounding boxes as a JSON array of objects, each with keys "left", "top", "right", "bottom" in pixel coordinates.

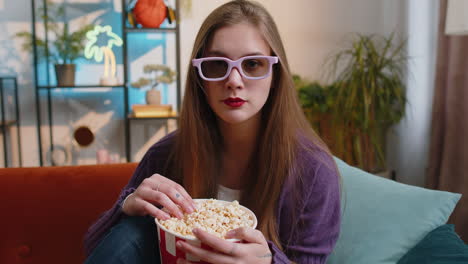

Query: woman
[{"left": 84, "top": 0, "right": 341, "bottom": 263}]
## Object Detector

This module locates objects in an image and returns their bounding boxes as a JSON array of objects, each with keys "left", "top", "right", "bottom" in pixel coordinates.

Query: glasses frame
[{"left": 192, "top": 55, "right": 279, "bottom": 81}]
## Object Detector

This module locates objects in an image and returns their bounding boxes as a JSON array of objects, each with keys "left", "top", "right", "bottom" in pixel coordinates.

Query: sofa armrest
[{"left": 0, "top": 163, "right": 137, "bottom": 264}]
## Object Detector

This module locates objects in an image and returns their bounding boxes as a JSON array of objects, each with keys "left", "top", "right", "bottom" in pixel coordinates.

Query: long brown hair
[{"left": 170, "top": 0, "right": 335, "bottom": 249}]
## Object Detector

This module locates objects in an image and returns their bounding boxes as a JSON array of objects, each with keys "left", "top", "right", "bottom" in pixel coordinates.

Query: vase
[
  {"left": 145, "top": 88, "right": 161, "bottom": 105},
  {"left": 73, "top": 126, "right": 95, "bottom": 148},
  {"left": 100, "top": 76, "right": 119, "bottom": 86},
  {"left": 54, "top": 64, "right": 76, "bottom": 87}
]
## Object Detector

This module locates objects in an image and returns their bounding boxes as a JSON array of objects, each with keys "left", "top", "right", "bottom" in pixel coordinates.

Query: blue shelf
[
  {"left": 128, "top": 114, "right": 178, "bottom": 120},
  {"left": 125, "top": 27, "right": 177, "bottom": 33}
]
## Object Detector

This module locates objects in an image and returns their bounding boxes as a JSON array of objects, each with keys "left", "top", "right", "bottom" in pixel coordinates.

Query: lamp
[
  {"left": 84, "top": 25, "right": 123, "bottom": 85},
  {"left": 445, "top": 0, "right": 468, "bottom": 35}
]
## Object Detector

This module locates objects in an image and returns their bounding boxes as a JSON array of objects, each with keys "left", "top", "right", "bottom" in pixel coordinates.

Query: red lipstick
[{"left": 223, "top": 97, "right": 245, "bottom": 107}]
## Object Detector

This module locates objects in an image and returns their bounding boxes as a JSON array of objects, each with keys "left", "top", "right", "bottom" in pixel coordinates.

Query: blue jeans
[{"left": 85, "top": 216, "right": 161, "bottom": 264}]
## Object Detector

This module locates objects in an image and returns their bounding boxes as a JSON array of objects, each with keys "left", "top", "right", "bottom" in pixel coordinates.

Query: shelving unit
[
  {"left": 31, "top": 0, "right": 181, "bottom": 166},
  {"left": 0, "top": 76, "right": 22, "bottom": 167},
  {"left": 122, "top": 0, "right": 181, "bottom": 162}
]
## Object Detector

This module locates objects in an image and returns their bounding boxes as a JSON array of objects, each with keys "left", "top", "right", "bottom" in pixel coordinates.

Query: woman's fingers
[
  {"left": 191, "top": 228, "right": 241, "bottom": 256},
  {"left": 176, "top": 240, "right": 234, "bottom": 264},
  {"left": 131, "top": 174, "right": 197, "bottom": 219},
  {"left": 139, "top": 199, "right": 171, "bottom": 220},
  {"left": 225, "top": 227, "right": 267, "bottom": 245},
  {"left": 172, "top": 182, "right": 197, "bottom": 209},
  {"left": 140, "top": 186, "right": 185, "bottom": 219},
  {"left": 147, "top": 175, "right": 196, "bottom": 213},
  {"left": 156, "top": 182, "right": 196, "bottom": 214},
  {"left": 152, "top": 175, "right": 194, "bottom": 204}
]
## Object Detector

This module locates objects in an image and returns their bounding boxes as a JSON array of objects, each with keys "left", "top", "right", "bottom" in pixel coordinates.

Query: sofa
[
  {"left": 0, "top": 163, "right": 137, "bottom": 264},
  {"left": 0, "top": 159, "right": 466, "bottom": 264}
]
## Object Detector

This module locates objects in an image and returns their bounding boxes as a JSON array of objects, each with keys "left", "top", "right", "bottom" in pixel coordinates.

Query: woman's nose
[{"left": 225, "top": 67, "right": 243, "bottom": 90}]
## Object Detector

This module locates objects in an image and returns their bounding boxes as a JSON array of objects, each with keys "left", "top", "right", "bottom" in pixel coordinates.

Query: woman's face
[{"left": 202, "top": 23, "right": 273, "bottom": 126}]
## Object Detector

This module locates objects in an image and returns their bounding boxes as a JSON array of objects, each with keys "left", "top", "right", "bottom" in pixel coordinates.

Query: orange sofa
[{"left": 0, "top": 163, "right": 138, "bottom": 264}]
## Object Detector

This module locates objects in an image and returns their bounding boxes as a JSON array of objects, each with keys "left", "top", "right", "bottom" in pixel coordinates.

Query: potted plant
[
  {"left": 295, "top": 75, "right": 331, "bottom": 130},
  {"left": 15, "top": 1, "right": 93, "bottom": 86},
  {"left": 325, "top": 33, "right": 407, "bottom": 172},
  {"left": 131, "top": 64, "right": 176, "bottom": 105}
]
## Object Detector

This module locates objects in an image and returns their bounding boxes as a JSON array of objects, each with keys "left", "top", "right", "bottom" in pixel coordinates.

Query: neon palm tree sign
[{"left": 85, "top": 25, "right": 123, "bottom": 85}]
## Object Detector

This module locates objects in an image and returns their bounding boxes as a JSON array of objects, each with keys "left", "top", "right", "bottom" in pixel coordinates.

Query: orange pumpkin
[{"left": 133, "top": 0, "right": 167, "bottom": 28}]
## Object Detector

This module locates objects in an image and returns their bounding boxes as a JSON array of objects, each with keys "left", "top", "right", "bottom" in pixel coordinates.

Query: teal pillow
[
  {"left": 327, "top": 158, "right": 461, "bottom": 264},
  {"left": 397, "top": 224, "right": 468, "bottom": 264}
]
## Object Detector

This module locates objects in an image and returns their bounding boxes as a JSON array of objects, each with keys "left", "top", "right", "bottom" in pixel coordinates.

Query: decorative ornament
[
  {"left": 73, "top": 126, "right": 95, "bottom": 147},
  {"left": 131, "top": 64, "right": 176, "bottom": 105},
  {"left": 165, "top": 0, "right": 176, "bottom": 24},
  {"left": 127, "top": 9, "right": 137, "bottom": 28},
  {"left": 84, "top": 25, "right": 123, "bottom": 85},
  {"left": 46, "top": 98, "right": 115, "bottom": 166},
  {"left": 134, "top": 0, "right": 167, "bottom": 28}
]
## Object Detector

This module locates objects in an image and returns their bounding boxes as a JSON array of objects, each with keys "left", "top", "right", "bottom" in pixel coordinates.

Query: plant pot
[
  {"left": 54, "top": 64, "right": 76, "bottom": 87},
  {"left": 145, "top": 88, "right": 161, "bottom": 105},
  {"left": 100, "top": 76, "right": 119, "bottom": 86}
]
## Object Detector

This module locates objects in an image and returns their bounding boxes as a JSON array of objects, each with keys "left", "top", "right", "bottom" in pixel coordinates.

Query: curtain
[{"left": 427, "top": 0, "right": 468, "bottom": 242}]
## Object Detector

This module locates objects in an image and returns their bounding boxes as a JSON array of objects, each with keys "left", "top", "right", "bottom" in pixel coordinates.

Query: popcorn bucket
[{"left": 155, "top": 199, "right": 257, "bottom": 264}]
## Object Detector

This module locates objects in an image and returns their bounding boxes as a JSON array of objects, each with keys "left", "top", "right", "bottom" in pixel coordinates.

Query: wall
[
  {"left": 0, "top": 0, "right": 438, "bottom": 187},
  {"left": 180, "top": 0, "right": 400, "bottom": 86}
]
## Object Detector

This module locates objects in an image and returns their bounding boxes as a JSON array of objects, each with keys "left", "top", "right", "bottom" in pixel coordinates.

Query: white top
[{"left": 217, "top": 185, "right": 242, "bottom": 202}]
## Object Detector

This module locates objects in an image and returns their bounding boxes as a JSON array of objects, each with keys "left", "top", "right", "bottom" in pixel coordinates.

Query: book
[
  {"left": 131, "top": 104, "right": 176, "bottom": 118},
  {"left": 132, "top": 104, "right": 172, "bottom": 112},
  {"left": 132, "top": 110, "right": 178, "bottom": 118}
]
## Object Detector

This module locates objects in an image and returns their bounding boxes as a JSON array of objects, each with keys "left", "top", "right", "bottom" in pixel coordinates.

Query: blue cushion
[
  {"left": 327, "top": 157, "right": 461, "bottom": 264},
  {"left": 397, "top": 224, "right": 468, "bottom": 264}
]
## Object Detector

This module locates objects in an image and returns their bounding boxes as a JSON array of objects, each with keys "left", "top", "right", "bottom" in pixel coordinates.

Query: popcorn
[{"left": 159, "top": 199, "right": 255, "bottom": 239}]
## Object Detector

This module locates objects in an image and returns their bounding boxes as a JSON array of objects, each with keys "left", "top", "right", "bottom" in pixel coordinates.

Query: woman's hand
[
  {"left": 122, "top": 173, "right": 196, "bottom": 220},
  {"left": 176, "top": 227, "right": 272, "bottom": 264}
]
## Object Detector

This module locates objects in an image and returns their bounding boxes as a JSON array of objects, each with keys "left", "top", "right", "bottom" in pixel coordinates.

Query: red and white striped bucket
[{"left": 155, "top": 199, "right": 257, "bottom": 264}]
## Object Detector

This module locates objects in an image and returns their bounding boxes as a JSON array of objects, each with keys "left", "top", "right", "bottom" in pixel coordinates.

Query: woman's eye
[
  {"left": 213, "top": 60, "right": 225, "bottom": 66},
  {"left": 245, "top": 60, "right": 260, "bottom": 68}
]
